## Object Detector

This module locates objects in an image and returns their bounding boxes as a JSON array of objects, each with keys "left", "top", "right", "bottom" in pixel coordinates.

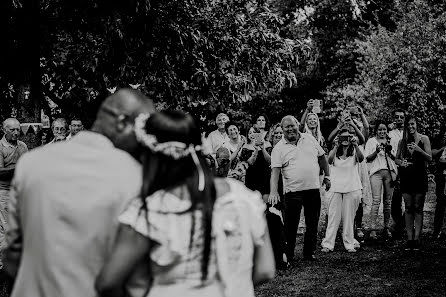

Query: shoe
[
  {"left": 369, "top": 231, "right": 378, "bottom": 240},
  {"left": 321, "top": 247, "right": 332, "bottom": 253},
  {"left": 356, "top": 228, "right": 365, "bottom": 239},
  {"left": 346, "top": 248, "right": 357, "bottom": 253},
  {"left": 412, "top": 240, "right": 421, "bottom": 251},
  {"left": 303, "top": 254, "right": 318, "bottom": 261},
  {"left": 404, "top": 240, "right": 413, "bottom": 251}
]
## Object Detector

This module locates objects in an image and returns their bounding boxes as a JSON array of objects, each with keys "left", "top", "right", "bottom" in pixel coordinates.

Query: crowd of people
[
  {"left": 0, "top": 90, "right": 444, "bottom": 296},
  {"left": 203, "top": 100, "right": 446, "bottom": 267}
]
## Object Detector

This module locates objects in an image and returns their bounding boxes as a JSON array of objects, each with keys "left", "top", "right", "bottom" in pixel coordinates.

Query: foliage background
[{"left": 1, "top": 0, "right": 445, "bottom": 140}]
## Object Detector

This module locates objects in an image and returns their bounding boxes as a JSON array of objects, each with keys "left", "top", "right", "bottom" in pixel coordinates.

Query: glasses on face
[
  {"left": 395, "top": 115, "right": 405, "bottom": 119},
  {"left": 54, "top": 127, "right": 66, "bottom": 133}
]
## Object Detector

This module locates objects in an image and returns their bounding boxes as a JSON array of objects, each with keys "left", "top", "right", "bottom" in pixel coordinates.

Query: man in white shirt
[
  {"left": 65, "top": 119, "right": 84, "bottom": 140},
  {"left": 4, "top": 88, "right": 155, "bottom": 297},
  {"left": 207, "top": 113, "right": 230, "bottom": 155},
  {"left": 269, "top": 115, "right": 330, "bottom": 262},
  {"left": 388, "top": 108, "right": 406, "bottom": 238},
  {"left": 0, "top": 118, "right": 28, "bottom": 269}
]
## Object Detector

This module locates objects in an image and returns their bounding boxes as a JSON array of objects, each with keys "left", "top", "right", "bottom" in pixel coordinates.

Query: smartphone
[
  {"left": 254, "top": 132, "right": 263, "bottom": 144},
  {"left": 312, "top": 99, "right": 322, "bottom": 114},
  {"left": 339, "top": 135, "right": 350, "bottom": 142}
]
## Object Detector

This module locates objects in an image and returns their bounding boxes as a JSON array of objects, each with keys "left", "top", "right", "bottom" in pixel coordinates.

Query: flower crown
[{"left": 134, "top": 113, "right": 211, "bottom": 159}]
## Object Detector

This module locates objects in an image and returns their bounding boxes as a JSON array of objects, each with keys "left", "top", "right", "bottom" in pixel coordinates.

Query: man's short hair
[
  {"left": 52, "top": 118, "right": 67, "bottom": 129},
  {"left": 280, "top": 115, "right": 299, "bottom": 127},
  {"left": 70, "top": 118, "right": 82, "bottom": 125},
  {"left": 393, "top": 108, "right": 406, "bottom": 115},
  {"left": 216, "top": 113, "right": 229, "bottom": 122}
]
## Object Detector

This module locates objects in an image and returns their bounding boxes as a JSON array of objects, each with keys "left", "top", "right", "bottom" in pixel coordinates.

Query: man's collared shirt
[
  {"left": 207, "top": 129, "right": 230, "bottom": 154},
  {"left": 271, "top": 133, "right": 325, "bottom": 193},
  {"left": 389, "top": 129, "right": 403, "bottom": 156},
  {"left": 0, "top": 136, "right": 28, "bottom": 190}
]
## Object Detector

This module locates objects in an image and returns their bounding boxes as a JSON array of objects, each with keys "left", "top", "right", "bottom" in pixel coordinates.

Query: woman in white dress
[{"left": 95, "top": 110, "right": 275, "bottom": 297}]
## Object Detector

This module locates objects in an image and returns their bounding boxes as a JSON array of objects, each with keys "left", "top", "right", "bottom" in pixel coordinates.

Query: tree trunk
[{"left": 14, "top": 0, "right": 42, "bottom": 149}]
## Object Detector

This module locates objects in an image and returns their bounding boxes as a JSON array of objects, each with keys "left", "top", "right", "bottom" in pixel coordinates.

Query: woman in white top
[
  {"left": 96, "top": 110, "right": 275, "bottom": 297},
  {"left": 364, "top": 121, "right": 397, "bottom": 239},
  {"left": 321, "top": 129, "right": 364, "bottom": 252}
]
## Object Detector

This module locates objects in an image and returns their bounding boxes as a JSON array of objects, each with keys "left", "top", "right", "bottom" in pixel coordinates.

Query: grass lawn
[
  {"left": 255, "top": 184, "right": 446, "bottom": 296},
  {"left": 0, "top": 185, "right": 444, "bottom": 296}
]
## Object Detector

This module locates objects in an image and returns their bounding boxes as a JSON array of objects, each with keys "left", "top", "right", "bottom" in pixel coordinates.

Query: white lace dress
[{"left": 118, "top": 179, "right": 266, "bottom": 297}]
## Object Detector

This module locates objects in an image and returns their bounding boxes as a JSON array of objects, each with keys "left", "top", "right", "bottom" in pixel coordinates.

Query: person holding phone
[
  {"left": 245, "top": 125, "right": 272, "bottom": 198},
  {"left": 364, "top": 121, "right": 397, "bottom": 239},
  {"left": 396, "top": 115, "right": 432, "bottom": 251},
  {"left": 321, "top": 130, "right": 364, "bottom": 253}
]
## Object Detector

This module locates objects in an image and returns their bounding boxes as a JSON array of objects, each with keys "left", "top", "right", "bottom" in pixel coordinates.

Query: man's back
[{"left": 8, "top": 131, "right": 143, "bottom": 297}]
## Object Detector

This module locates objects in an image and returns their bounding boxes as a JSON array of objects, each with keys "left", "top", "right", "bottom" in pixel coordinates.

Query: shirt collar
[
  {"left": 282, "top": 133, "right": 302, "bottom": 146},
  {"left": 69, "top": 131, "right": 115, "bottom": 149},
  {"left": 1, "top": 136, "right": 18, "bottom": 148}
]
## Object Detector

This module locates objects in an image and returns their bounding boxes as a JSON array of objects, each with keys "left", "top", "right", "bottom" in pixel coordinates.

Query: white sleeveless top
[{"left": 330, "top": 154, "right": 363, "bottom": 193}]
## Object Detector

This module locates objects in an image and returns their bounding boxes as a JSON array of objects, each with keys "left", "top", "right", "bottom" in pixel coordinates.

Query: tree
[{"left": 326, "top": 0, "right": 446, "bottom": 137}]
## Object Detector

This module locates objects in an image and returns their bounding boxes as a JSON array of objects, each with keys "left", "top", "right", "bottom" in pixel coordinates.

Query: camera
[{"left": 380, "top": 143, "right": 392, "bottom": 153}]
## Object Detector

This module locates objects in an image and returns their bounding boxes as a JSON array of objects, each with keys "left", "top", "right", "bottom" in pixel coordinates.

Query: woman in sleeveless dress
[
  {"left": 96, "top": 110, "right": 275, "bottom": 297},
  {"left": 396, "top": 115, "right": 432, "bottom": 251}
]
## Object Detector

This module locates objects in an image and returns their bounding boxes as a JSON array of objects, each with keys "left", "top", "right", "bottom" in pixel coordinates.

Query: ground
[
  {"left": 255, "top": 183, "right": 446, "bottom": 296},
  {"left": 0, "top": 184, "right": 444, "bottom": 296}
]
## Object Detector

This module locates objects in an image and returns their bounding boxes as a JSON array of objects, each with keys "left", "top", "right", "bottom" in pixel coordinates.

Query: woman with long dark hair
[
  {"left": 96, "top": 110, "right": 274, "bottom": 297},
  {"left": 396, "top": 115, "right": 432, "bottom": 250},
  {"left": 321, "top": 129, "right": 363, "bottom": 253}
]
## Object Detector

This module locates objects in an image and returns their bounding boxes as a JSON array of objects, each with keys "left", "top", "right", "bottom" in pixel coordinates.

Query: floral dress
[{"left": 118, "top": 179, "right": 266, "bottom": 297}]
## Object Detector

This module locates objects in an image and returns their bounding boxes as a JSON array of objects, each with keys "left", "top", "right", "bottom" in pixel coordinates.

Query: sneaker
[
  {"left": 412, "top": 240, "right": 421, "bottom": 251},
  {"left": 404, "top": 240, "right": 413, "bottom": 251},
  {"left": 347, "top": 248, "right": 357, "bottom": 253},
  {"left": 369, "top": 230, "right": 378, "bottom": 240},
  {"left": 356, "top": 228, "right": 364, "bottom": 239},
  {"left": 321, "top": 247, "right": 332, "bottom": 253}
]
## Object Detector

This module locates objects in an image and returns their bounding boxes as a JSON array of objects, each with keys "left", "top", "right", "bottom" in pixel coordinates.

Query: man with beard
[
  {"left": 388, "top": 108, "right": 406, "bottom": 238},
  {"left": 269, "top": 115, "right": 330, "bottom": 262}
]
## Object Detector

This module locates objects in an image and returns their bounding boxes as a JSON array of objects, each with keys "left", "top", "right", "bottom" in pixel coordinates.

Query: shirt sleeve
[
  {"left": 364, "top": 138, "right": 375, "bottom": 157},
  {"left": 270, "top": 145, "right": 282, "bottom": 168},
  {"left": 5, "top": 159, "right": 24, "bottom": 252},
  {"left": 0, "top": 149, "right": 4, "bottom": 168}
]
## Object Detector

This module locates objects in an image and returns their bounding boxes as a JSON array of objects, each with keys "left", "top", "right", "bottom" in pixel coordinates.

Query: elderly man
[
  {"left": 0, "top": 118, "right": 28, "bottom": 269},
  {"left": 207, "top": 113, "right": 230, "bottom": 154},
  {"left": 4, "top": 89, "right": 155, "bottom": 297},
  {"left": 269, "top": 115, "right": 330, "bottom": 262},
  {"left": 48, "top": 118, "right": 68, "bottom": 144},
  {"left": 66, "top": 118, "right": 84, "bottom": 141}
]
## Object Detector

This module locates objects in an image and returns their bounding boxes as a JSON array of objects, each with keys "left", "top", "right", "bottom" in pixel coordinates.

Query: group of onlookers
[
  {"left": 0, "top": 91, "right": 445, "bottom": 297},
  {"left": 205, "top": 101, "right": 446, "bottom": 267}
]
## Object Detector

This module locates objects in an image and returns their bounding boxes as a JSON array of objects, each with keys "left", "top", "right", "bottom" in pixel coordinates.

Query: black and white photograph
[{"left": 1, "top": 0, "right": 446, "bottom": 296}]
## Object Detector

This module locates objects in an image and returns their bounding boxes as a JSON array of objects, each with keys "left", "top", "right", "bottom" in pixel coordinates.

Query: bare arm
[
  {"left": 327, "top": 121, "right": 343, "bottom": 143},
  {"left": 96, "top": 225, "right": 151, "bottom": 297},
  {"left": 432, "top": 147, "right": 445, "bottom": 158},
  {"left": 354, "top": 143, "right": 364, "bottom": 163},
  {"left": 260, "top": 142, "right": 272, "bottom": 164},
  {"left": 328, "top": 143, "right": 338, "bottom": 165},
  {"left": 247, "top": 148, "right": 259, "bottom": 166},
  {"left": 414, "top": 135, "right": 432, "bottom": 162},
  {"left": 253, "top": 225, "right": 275, "bottom": 285},
  {"left": 395, "top": 140, "right": 405, "bottom": 167},
  {"left": 358, "top": 107, "right": 369, "bottom": 141},
  {"left": 268, "top": 168, "right": 281, "bottom": 205}
]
